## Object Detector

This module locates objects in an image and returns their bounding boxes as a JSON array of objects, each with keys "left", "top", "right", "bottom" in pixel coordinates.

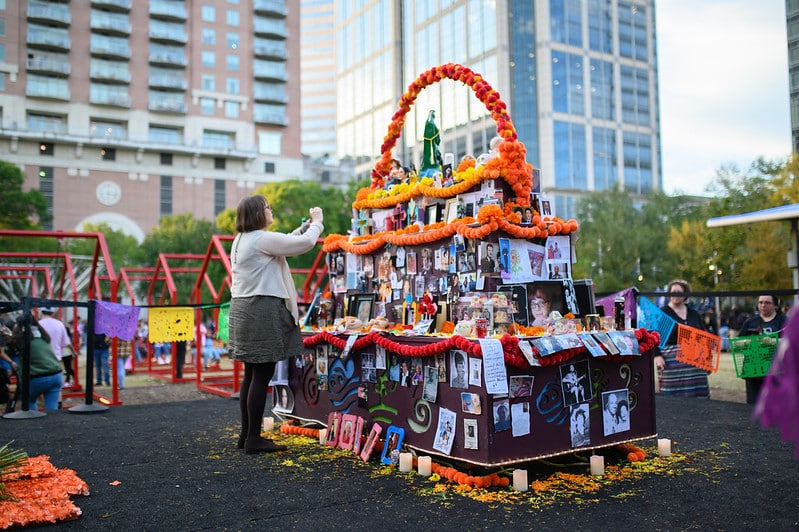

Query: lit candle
[
  {"left": 512, "top": 469, "right": 528, "bottom": 491},
  {"left": 318, "top": 429, "right": 327, "bottom": 445},
  {"left": 590, "top": 455, "right": 604, "bottom": 476},
  {"left": 263, "top": 417, "right": 274, "bottom": 431},
  {"left": 417, "top": 456, "right": 432, "bottom": 476},
  {"left": 658, "top": 438, "right": 671, "bottom": 457},
  {"left": 398, "top": 452, "right": 413, "bottom": 472}
]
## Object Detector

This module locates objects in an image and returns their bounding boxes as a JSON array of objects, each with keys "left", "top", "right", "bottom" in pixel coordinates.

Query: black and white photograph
[
  {"left": 272, "top": 384, "right": 294, "bottom": 413},
  {"left": 422, "top": 366, "right": 439, "bottom": 403},
  {"left": 361, "top": 353, "right": 377, "bottom": 383},
  {"left": 450, "top": 350, "right": 469, "bottom": 389},
  {"left": 559, "top": 360, "right": 591, "bottom": 406},
  {"left": 602, "top": 388, "right": 631, "bottom": 436},
  {"left": 570, "top": 403, "right": 591, "bottom": 448}
]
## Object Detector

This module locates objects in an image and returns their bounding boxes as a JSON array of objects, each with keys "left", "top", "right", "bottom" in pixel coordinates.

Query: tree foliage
[{"left": 0, "top": 161, "right": 50, "bottom": 231}]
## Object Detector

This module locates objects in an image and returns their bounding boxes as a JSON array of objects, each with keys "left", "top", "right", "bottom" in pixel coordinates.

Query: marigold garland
[{"left": 302, "top": 328, "right": 657, "bottom": 369}]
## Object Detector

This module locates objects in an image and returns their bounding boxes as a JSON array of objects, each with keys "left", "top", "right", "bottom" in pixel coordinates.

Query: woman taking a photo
[{"left": 229, "top": 195, "right": 324, "bottom": 454}]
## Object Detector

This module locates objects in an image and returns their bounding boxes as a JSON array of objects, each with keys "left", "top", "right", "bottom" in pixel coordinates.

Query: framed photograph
[
  {"left": 325, "top": 411, "right": 342, "bottom": 447},
  {"left": 445, "top": 198, "right": 461, "bottom": 223},
  {"left": 338, "top": 414, "right": 358, "bottom": 451},
  {"left": 272, "top": 384, "right": 294, "bottom": 413},
  {"left": 352, "top": 416, "right": 365, "bottom": 455},
  {"left": 602, "top": 388, "right": 630, "bottom": 436},
  {"left": 348, "top": 293, "right": 377, "bottom": 322},
  {"left": 360, "top": 423, "right": 383, "bottom": 462},
  {"left": 380, "top": 426, "right": 405, "bottom": 465},
  {"left": 425, "top": 203, "right": 442, "bottom": 225}
]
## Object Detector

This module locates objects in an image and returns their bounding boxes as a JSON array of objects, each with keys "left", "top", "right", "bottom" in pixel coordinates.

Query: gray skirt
[{"left": 228, "top": 295, "right": 304, "bottom": 364}]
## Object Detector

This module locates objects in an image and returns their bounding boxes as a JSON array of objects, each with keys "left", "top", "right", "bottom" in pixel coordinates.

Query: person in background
[
  {"left": 116, "top": 338, "right": 132, "bottom": 389},
  {"left": 229, "top": 194, "right": 324, "bottom": 454},
  {"left": 0, "top": 317, "right": 63, "bottom": 410},
  {"left": 738, "top": 295, "right": 787, "bottom": 404},
  {"left": 94, "top": 331, "right": 111, "bottom": 387},
  {"left": 38, "top": 307, "right": 73, "bottom": 387},
  {"left": 654, "top": 279, "right": 709, "bottom": 397}
]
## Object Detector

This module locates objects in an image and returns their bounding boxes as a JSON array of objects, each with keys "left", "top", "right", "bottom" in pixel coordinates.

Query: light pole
[{"left": 707, "top": 251, "right": 722, "bottom": 331}]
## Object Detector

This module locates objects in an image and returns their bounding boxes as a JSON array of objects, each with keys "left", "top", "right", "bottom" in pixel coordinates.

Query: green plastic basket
[{"left": 730, "top": 333, "right": 779, "bottom": 379}]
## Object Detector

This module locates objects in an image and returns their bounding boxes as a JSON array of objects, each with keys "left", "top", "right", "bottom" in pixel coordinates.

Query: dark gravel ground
[{"left": 2, "top": 394, "right": 798, "bottom": 531}]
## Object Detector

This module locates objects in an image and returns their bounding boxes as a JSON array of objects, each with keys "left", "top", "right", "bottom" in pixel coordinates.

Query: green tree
[
  {"left": 0, "top": 161, "right": 50, "bottom": 230},
  {"left": 137, "top": 213, "right": 217, "bottom": 304}
]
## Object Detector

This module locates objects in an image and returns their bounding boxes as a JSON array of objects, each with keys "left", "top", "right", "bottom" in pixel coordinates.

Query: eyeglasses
[{"left": 530, "top": 300, "right": 549, "bottom": 309}]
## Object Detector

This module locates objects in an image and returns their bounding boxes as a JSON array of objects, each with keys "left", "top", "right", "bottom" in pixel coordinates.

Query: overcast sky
[{"left": 656, "top": 0, "right": 791, "bottom": 196}]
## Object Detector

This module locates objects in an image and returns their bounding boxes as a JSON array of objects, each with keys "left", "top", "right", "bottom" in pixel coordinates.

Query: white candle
[
  {"left": 398, "top": 452, "right": 413, "bottom": 472},
  {"left": 590, "top": 455, "right": 604, "bottom": 476},
  {"left": 658, "top": 438, "right": 671, "bottom": 457},
  {"left": 263, "top": 417, "right": 274, "bottom": 431},
  {"left": 318, "top": 429, "right": 327, "bottom": 445},
  {"left": 417, "top": 456, "right": 432, "bottom": 476},
  {"left": 512, "top": 469, "right": 528, "bottom": 491}
]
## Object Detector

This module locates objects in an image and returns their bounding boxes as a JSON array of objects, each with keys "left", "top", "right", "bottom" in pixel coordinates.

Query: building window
[
  {"left": 214, "top": 179, "right": 226, "bottom": 216},
  {"left": 101, "top": 148, "right": 116, "bottom": 161},
  {"left": 160, "top": 153, "right": 173, "bottom": 165},
  {"left": 227, "top": 32, "right": 239, "bottom": 49},
  {"left": 226, "top": 77, "right": 239, "bottom": 94},
  {"left": 214, "top": 157, "right": 226, "bottom": 170},
  {"left": 226, "top": 54, "right": 239, "bottom": 71},
  {"left": 258, "top": 131, "right": 281, "bottom": 155},
  {"left": 201, "top": 28, "right": 215, "bottom": 45},
  {"left": 200, "top": 97, "right": 215, "bottom": 115},
  {"left": 201, "top": 5, "right": 215, "bottom": 22},
  {"left": 0, "top": 72, "right": 5, "bottom": 91},
  {"left": 40, "top": 142, "right": 54, "bottom": 156},
  {"left": 201, "top": 74, "right": 215, "bottom": 91},
  {"left": 160, "top": 175, "right": 172, "bottom": 217},
  {"left": 201, "top": 51, "right": 215, "bottom": 68},
  {"left": 264, "top": 162, "right": 275, "bottom": 174},
  {"left": 38, "top": 166, "right": 53, "bottom": 231},
  {"left": 226, "top": 10, "right": 240, "bottom": 27},
  {"left": 224, "top": 101, "right": 239, "bottom": 118}
]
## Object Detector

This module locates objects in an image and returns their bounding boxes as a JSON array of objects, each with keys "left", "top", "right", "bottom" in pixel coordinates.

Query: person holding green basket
[{"left": 738, "top": 295, "right": 787, "bottom": 404}]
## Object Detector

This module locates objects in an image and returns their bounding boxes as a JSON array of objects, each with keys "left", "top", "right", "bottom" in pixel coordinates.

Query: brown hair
[
  {"left": 667, "top": 279, "right": 691, "bottom": 294},
  {"left": 235, "top": 195, "right": 268, "bottom": 233}
]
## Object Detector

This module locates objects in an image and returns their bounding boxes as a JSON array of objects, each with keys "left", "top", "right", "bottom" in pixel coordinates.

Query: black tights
[{"left": 240, "top": 362, "right": 276, "bottom": 441}]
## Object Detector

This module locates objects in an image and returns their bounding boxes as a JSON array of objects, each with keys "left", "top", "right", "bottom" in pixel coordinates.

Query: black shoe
[
  {"left": 95, "top": 382, "right": 102, "bottom": 386},
  {"left": 244, "top": 437, "right": 287, "bottom": 454},
  {"left": 237, "top": 435, "right": 246, "bottom": 449}
]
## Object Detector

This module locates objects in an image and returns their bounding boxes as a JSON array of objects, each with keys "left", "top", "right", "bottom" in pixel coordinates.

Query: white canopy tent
[{"left": 707, "top": 203, "right": 799, "bottom": 292}]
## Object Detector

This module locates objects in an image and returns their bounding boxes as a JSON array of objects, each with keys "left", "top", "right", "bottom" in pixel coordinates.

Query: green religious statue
[{"left": 420, "top": 110, "right": 442, "bottom": 177}]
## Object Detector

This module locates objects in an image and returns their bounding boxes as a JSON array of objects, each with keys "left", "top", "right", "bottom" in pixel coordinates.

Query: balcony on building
[
  {"left": 27, "top": 26, "right": 71, "bottom": 52},
  {"left": 90, "top": 84, "right": 131, "bottom": 107},
  {"left": 253, "top": 84, "right": 288, "bottom": 104},
  {"left": 254, "top": 38, "right": 288, "bottom": 60},
  {"left": 253, "top": 60, "right": 287, "bottom": 81},
  {"left": 28, "top": 113, "right": 67, "bottom": 135},
  {"left": 149, "top": 0, "right": 188, "bottom": 22},
  {"left": 91, "top": 0, "right": 132, "bottom": 12},
  {"left": 149, "top": 44, "right": 187, "bottom": 68},
  {"left": 148, "top": 126, "right": 183, "bottom": 146},
  {"left": 27, "top": 1, "right": 71, "bottom": 27},
  {"left": 26, "top": 52, "right": 71, "bottom": 77},
  {"left": 26, "top": 75, "right": 70, "bottom": 101},
  {"left": 149, "top": 20, "right": 187, "bottom": 44},
  {"left": 149, "top": 92, "right": 187, "bottom": 114},
  {"left": 90, "top": 10, "right": 131, "bottom": 36},
  {"left": 90, "top": 120, "right": 128, "bottom": 141},
  {"left": 254, "top": 104, "right": 288, "bottom": 126},
  {"left": 90, "top": 59, "right": 131, "bottom": 83},
  {"left": 254, "top": 0, "right": 288, "bottom": 18},
  {"left": 149, "top": 72, "right": 188, "bottom": 91},
  {"left": 90, "top": 34, "right": 131, "bottom": 60},
  {"left": 253, "top": 18, "right": 288, "bottom": 39}
]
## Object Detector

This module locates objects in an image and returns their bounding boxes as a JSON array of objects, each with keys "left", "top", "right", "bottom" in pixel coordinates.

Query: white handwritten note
[{"left": 479, "top": 338, "right": 509, "bottom": 395}]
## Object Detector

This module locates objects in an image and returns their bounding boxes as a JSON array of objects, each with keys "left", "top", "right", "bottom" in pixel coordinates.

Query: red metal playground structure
[{"left": 0, "top": 229, "right": 328, "bottom": 407}]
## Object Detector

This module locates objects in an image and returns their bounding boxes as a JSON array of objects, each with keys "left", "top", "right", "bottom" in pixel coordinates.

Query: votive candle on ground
[
  {"left": 417, "top": 456, "right": 432, "bottom": 476},
  {"left": 590, "top": 455, "right": 605, "bottom": 476},
  {"left": 512, "top": 469, "right": 529, "bottom": 491},
  {"left": 263, "top": 416, "right": 274, "bottom": 431},
  {"left": 398, "top": 452, "right": 413, "bottom": 472},
  {"left": 318, "top": 429, "right": 327, "bottom": 445},
  {"left": 658, "top": 438, "right": 672, "bottom": 457}
]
